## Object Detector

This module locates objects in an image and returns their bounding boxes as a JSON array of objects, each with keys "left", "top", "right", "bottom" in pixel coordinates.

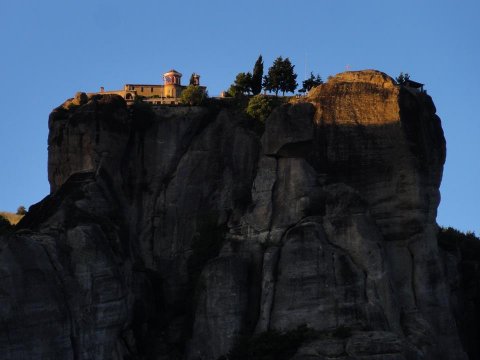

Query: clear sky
[{"left": 1, "top": 0, "right": 479, "bottom": 233}]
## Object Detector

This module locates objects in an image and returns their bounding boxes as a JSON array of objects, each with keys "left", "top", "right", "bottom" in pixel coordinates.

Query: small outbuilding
[{"left": 404, "top": 79, "right": 425, "bottom": 93}]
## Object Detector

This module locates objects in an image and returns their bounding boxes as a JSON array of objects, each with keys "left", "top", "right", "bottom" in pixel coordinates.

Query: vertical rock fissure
[
  {"left": 266, "top": 156, "right": 279, "bottom": 238},
  {"left": 38, "top": 242, "right": 80, "bottom": 360},
  {"left": 407, "top": 244, "right": 418, "bottom": 308},
  {"left": 94, "top": 104, "right": 100, "bottom": 145},
  {"left": 266, "top": 245, "right": 281, "bottom": 332},
  {"left": 332, "top": 246, "right": 339, "bottom": 327}
]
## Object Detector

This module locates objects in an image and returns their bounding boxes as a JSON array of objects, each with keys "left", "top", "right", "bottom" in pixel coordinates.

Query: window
[
  {"left": 151, "top": 87, "right": 154, "bottom": 92},
  {"left": 141, "top": 87, "right": 144, "bottom": 92}
]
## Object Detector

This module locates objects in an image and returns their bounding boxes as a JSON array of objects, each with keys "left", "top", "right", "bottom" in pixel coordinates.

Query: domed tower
[{"left": 163, "top": 69, "right": 182, "bottom": 98}]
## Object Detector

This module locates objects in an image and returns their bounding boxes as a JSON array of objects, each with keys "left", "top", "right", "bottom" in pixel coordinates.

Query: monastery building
[{"left": 91, "top": 69, "right": 206, "bottom": 105}]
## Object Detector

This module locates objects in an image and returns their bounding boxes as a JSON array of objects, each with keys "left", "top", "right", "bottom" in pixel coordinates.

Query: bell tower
[{"left": 163, "top": 69, "right": 182, "bottom": 97}]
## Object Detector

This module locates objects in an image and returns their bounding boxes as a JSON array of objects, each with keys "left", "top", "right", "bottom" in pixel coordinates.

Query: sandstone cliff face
[{"left": 0, "top": 70, "right": 474, "bottom": 359}]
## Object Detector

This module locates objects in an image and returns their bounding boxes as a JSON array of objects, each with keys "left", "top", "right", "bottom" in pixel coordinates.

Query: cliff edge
[{"left": 0, "top": 70, "right": 475, "bottom": 359}]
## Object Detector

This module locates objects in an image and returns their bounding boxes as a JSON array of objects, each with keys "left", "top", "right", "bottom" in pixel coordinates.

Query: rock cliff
[{"left": 0, "top": 70, "right": 476, "bottom": 359}]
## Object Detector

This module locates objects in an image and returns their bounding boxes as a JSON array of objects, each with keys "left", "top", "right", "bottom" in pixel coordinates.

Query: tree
[
  {"left": 226, "top": 85, "right": 240, "bottom": 97},
  {"left": 396, "top": 72, "right": 410, "bottom": 85},
  {"left": 263, "top": 57, "right": 298, "bottom": 96},
  {"left": 230, "top": 72, "right": 252, "bottom": 96},
  {"left": 246, "top": 95, "right": 275, "bottom": 122},
  {"left": 263, "top": 56, "right": 283, "bottom": 96},
  {"left": 279, "top": 57, "right": 298, "bottom": 96},
  {"left": 262, "top": 74, "right": 271, "bottom": 95},
  {"left": 251, "top": 55, "right": 264, "bottom": 95},
  {"left": 16, "top": 205, "right": 27, "bottom": 215},
  {"left": 180, "top": 85, "right": 207, "bottom": 105},
  {"left": 301, "top": 72, "right": 323, "bottom": 93}
]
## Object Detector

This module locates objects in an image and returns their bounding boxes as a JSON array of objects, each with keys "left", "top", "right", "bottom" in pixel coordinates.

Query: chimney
[{"left": 100, "top": 86, "right": 105, "bottom": 93}]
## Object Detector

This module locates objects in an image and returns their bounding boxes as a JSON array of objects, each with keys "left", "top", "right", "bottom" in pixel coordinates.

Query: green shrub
[
  {"left": 180, "top": 85, "right": 208, "bottom": 105},
  {"left": 246, "top": 95, "right": 275, "bottom": 122},
  {"left": 246, "top": 95, "right": 288, "bottom": 122}
]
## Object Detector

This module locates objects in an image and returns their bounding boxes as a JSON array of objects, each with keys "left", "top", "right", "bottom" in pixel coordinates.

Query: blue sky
[{"left": 1, "top": 0, "right": 479, "bottom": 233}]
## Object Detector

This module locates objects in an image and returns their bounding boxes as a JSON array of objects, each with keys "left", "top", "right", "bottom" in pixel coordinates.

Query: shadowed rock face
[{"left": 0, "top": 70, "right": 474, "bottom": 359}]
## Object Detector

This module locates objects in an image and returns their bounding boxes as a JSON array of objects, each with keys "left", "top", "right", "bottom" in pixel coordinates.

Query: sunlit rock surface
[{"left": 0, "top": 70, "right": 475, "bottom": 359}]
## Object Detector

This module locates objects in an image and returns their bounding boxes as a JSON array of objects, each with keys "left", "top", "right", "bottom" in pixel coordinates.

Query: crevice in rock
[
  {"left": 332, "top": 247, "right": 339, "bottom": 327},
  {"left": 407, "top": 245, "right": 418, "bottom": 308},
  {"left": 38, "top": 241, "right": 79, "bottom": 360},
  {"left": 266, "top": 245, "right": 281, "bottom": 332},
  {"left": 266, "top": 156, "right": 279, "bottom": 240}
]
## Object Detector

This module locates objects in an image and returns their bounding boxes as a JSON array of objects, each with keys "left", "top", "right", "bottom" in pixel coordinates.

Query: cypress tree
[{"left": 251, "top": 55, "right": 264, "bottom": 95}]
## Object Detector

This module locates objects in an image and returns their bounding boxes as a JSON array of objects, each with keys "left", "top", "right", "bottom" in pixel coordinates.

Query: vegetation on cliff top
[
  {"left": 395, "top": 72, "right": 411, "bottom": 85},
  {"left": 438, "top": 226, "right": 480, "bottom": 258},
  {"left": 229, "top": 55, "right": 298, "bottom": 97},
  {"left": 224, "top": 55, "right": 323, "bottom": 122},
  {"left": 246, "top": 95, "right": 285, "bottom": 122},
  {"left": 263, "top": 56, "right": 298, "bottom": 96},
  {"left": 180, "top": 85, "right": 209, "bottom": 105},
  {"left": 299, "top": 72, "right": 324, "bottom": 94},
  {"left": 228, "top": 55, "right": 264, "bottom": 97}
]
